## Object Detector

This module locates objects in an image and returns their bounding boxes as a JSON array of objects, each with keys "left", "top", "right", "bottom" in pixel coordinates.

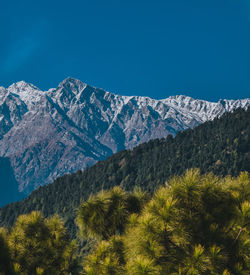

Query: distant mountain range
[
  {"left": 0, "top": 77, "right": 249, "bottom": 198},
  {"left": 1, "top": 107, "right": 249, "bottom": 236}
]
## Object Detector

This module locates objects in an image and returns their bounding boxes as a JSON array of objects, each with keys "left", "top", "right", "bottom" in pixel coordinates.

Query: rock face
[{"left": 0, "top": 77, "right": 249, "bottom": 195}]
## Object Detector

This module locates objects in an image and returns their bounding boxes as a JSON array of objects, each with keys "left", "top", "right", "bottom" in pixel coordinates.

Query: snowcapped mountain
[{"left": 0, "top": 77, "right": 249, "bottom": 195}]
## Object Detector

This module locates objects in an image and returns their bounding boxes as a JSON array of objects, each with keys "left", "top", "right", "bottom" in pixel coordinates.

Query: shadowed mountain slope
[
  {"left": 0, "top": 158, "right": 22, "bottom": 207},
  {"left": 0, "top": 78, "right": 249, "bottom": 197},
  {"left": 0, "top": 107, "right": 249, "bottom": 237}
]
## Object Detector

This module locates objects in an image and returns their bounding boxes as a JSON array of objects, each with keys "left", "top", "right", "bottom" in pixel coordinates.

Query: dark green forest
[
  {"left": 1, "top": 170, "right": 249, "bottom": 274},
  {"left": 0, "top": 107, "right": 249, "bottom": 239}
]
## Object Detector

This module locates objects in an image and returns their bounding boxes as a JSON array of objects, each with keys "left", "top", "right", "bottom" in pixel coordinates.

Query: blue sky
[{"left": 0, "top": 0, "right": 249, "bottom": 101}]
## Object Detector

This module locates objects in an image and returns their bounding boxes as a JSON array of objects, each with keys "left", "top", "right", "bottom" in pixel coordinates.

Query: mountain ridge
[
  {"left": 0, "top": 77, "right": 249, "bottom": 197},
  {"left": 1, "top": 107, "right": 249, "bottom": 236}
]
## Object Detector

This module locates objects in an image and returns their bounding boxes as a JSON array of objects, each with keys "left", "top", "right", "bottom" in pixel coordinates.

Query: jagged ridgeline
[{"left": 0, "top": 107, "right": 249, "bottom": 237}]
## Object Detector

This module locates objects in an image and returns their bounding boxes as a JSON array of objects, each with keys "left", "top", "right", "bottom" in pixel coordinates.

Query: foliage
[
  {"left": 81, "top": 170, "right": 250, "bottom": 275},
  {"left": 0, "top": 170, "right": 249, "bottom": 274},
  {"left": 0, "top": 107, "right": 249, "bottom": 239},
  {"left": 83, "top": 236, "right": 126, "bottom": 275},
  {"left": 0, "top": 212, "right": 80, "bottom": 275},
  {"left": 76, "top": 187, "right": 149, "bottom": 241},
  {"left": 0, "top": 228, "right": 14, "bottom": 275}
]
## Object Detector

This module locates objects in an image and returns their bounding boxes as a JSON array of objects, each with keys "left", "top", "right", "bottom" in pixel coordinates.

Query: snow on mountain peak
[
  {"left": 8, "top": 81, "right": 40, "bottom": 91},
  {"left": 0, "top": 77, "right": 249, "bottom": 194},
  {"left": 3, "top": 78, "right": 250, "bottom": 122},
  {"left": 57, "top": 77, "right": 88, "bottom": 99},
  {"left": 7, "top": 81, "right": 43, "bottom": 108},
  {"left": 59, "top": 77, "right": 86, "bottom": 88}
]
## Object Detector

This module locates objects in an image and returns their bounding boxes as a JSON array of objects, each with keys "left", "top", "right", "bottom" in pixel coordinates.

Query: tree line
[
  {"left": 1, "top": 169, "right": 249, "bottom": 274},
  {"left": 0, "top": 107, "right": 249, "bottom": 238}
]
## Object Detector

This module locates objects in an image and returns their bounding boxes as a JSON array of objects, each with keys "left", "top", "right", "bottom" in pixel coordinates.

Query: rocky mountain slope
[
  {"left": 1, "top": 107, "right": 249, "bottom": 236},
  {"left": 0, "top": 77, "right": 249, "bottom": 195}
]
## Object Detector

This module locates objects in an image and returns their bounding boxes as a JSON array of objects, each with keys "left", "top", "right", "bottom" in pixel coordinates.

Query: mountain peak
[
  {"left": 56, "top": 77, "right": 88, "bottom": 99},
  {"left": 58, "top": 77, "right": 86, "bottom": 87},
  {"left": 6, "top": 81, "right": 43, "bottom": 108},
  {"left": 167, "top": 95, "right": 195, "bottom": 102},
  {"left": 8, "top": 81, "right": 40, "bottom": 92},
  {"left": 0, "top": 78, "right": 249, "bottom": 197},
  {"left": 16, "top": 80, "right": 29, "bottom": 86}
]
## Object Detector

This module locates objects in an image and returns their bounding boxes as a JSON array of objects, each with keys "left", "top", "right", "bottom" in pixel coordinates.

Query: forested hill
[{"left": 0, "top": 107, "right": 249, "bottom": 237}]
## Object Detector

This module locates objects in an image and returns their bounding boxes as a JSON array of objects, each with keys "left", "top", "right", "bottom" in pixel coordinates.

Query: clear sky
[{"left": 0, "top": 0, "right": 249, "bottom": 101}]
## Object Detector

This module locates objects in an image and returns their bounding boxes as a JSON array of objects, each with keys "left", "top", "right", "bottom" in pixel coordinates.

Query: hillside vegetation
[
  {"left": 2, "top": 78, "right": 249, "bottom": 195},
  {"left": 0, "top": 107, "right": 249, "bottom": 238},
  {"left": 1, "top": 170, "right": 249, "bottom": 274}
]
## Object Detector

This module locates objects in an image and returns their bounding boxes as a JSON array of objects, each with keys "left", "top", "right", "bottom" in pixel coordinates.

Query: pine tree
[
  {"left": 4, "top": 211, "right": 80, "bottom": 274},
  {"left": 80, "top": 170, "right": 250, "bottom": 274}
]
